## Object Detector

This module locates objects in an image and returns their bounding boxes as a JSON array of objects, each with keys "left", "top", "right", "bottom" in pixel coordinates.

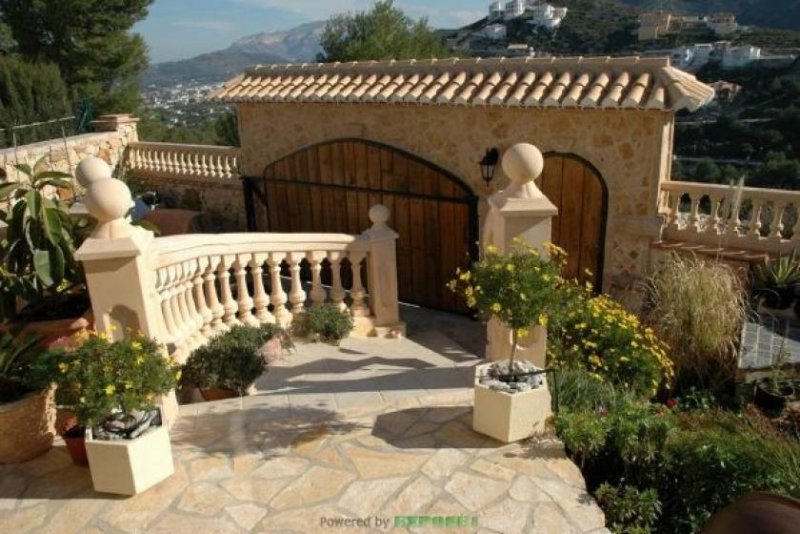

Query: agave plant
[
  {"left": 754, "top": 253, "right": 800, "bottom": 289},
  {"left": 0, "top": 157, "right": 84, "bottom": 321}
]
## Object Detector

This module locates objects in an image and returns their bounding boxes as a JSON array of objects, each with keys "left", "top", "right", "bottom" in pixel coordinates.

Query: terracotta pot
[
  {"left": 63, "top": 429, "right": 89, "bottom": 466},
  {"left": 4, "top": 308, "right": 94, "bottom": 349},
  {"left": 200, "top": 387, "right": 238, "bottom": 401},
  {"left": 0, "top": 389, "right": 56, "bottom": 464},
  {"left": 56, "top": 408, "right": 80, "bottom": 437}
]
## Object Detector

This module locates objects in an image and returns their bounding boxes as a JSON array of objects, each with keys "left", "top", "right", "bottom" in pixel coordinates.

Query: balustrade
[
  {"left": 659, "top": 180, "right": 800, "bottom": 254},
  {"left": 124, "top": 142, "right": 240, "bottom": 180}
]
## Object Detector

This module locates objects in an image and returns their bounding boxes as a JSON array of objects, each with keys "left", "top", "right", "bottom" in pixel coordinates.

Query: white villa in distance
[{"left": 489, "top": 0, "right": 568, "bottom": 28}]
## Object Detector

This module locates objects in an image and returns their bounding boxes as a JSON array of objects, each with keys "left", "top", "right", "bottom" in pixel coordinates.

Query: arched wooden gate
[
  {"left": 243, "top": 139, "right": 479, "bottom": 314},
  {"left": 540, "top": 153, "right": 608, "bottom": 288}
]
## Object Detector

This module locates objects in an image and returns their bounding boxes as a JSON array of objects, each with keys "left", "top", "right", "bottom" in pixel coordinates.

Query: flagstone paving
[{"left": 0, "top": 307, "right": 608, "bottom": 533}]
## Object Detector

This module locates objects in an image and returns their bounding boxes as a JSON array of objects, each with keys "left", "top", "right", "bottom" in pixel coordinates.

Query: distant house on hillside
[
  {"left": 488, "top": 1, "right": 567, "bottom": 28},
  {"left": 722, "top": 45, "right": 761, "bottom": 68},
  {"left": 638, "top": 10, "right": 739, "bottom": 41}
]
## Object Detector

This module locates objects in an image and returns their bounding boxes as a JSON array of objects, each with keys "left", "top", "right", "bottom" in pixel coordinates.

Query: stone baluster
[
  {"left": 363, "top": 205, "right": 403, "bottom": 333},
  {"left": 218, "top": 254, "right": 238, "bottom": 326},
  {"left": 268, "top": 252, "right": 291, "bottom": 326},
  {"left": 222, "top": 156, "right": 232, "bottom": 179},
  {"left": 204, "top": 256, "right": 226, "bottom": 332},
  {"left": 349, "top": 252, "right": 368, "bottom": 316},
  {"left": 328, "top": 251, "right": 347, "bottom": 311},
  {"left": 669, "top": 192, "right": 681, "bottom": 230},
  {"left": 200, "top": 153, "right": 209, "bottom": 177},
  {"left": 287, "top": 252, "right": 307, "bottom": 314},
  {"left": 167, "top": 264, "right": 191, "bottom": 349},
  {"left": 181, "top": 260, "right": 205, "bottom": 347},
  {"left": 768, "top": 201, "right": 785, "bottom": 240},
  {"left": 156, "top": 267, "right": 179, "bottom": 346},
  {"left": 726, "top": 198, "right": 743, "bottom": 237},
  {"left": 688, "top": 194, "right": 702, "bottom": 232},
  {"left": 308, "top": 252, "right": 327, "bottom": 306},
  {"left": 193, "top": 257, "right": 214, "bottom": 336},
  {"left": 748, "top": 200, "right": 764, "bottom": 237},
  {"left": 234, "top": 254, "right": 258, "bottom": 326},
  {"left": 250, "top": 253, "right": 275, "bottom": 324},
  {"left": 708, "top": 193, "right": 724, "bottom": 235}
]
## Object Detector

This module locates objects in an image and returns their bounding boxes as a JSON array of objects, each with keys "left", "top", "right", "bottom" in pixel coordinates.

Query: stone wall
[
  {"left": 0, "top": 114, "right": 138, "bottom": 185},
  {"left": 236, "top": 103, "right": 675, "bottom": 291}
]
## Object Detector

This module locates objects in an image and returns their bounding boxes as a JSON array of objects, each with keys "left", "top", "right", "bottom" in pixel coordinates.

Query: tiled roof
[{"left": 213, "top": 56, "right": 715, "bottom": 112}]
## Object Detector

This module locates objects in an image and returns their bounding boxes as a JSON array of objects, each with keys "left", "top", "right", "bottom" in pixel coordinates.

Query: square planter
[
  {"left": 86, "top": 424, "right": 174, "bottom": 495},
  {"left": 472, "top": 363, "right": 552, "bottom": 443}
]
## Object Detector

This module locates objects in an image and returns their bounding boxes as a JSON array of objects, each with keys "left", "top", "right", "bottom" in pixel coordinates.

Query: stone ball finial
[
  {"left": 84, "top": 178, "right": 133, "bottom": 224},
  {"left": 369, "top": 204, "right": 390, "bottom": 226},
  {"left": 501, "top": 143, "right": 544, "bottom": 185},
  {"left": 75, "top": 156, "right": 113, "bottom": 188}
]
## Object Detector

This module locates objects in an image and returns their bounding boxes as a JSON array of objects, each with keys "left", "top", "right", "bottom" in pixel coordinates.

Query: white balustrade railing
[
  {"left": 124, "top": 141, "right": 240, "bottom": 180},
  {"left": 149, "top": 232, "right": 384, "bottom": 358},
  {"left": 74, "top": 156, "right": 404, "bottom": 364},
  {"left": 659, "top": 180, "right": 799, "bottom": 254}
]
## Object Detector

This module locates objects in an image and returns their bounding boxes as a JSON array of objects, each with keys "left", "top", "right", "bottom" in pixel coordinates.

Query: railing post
[
  {"left": 362, "top": 205, "right": 406, "bottom": 338},
  {"left": 482, "top": 143, "right": 558, "bottom": 368},
  {"left": 73, "top": 156, "right": 178, "bottom": 427}
]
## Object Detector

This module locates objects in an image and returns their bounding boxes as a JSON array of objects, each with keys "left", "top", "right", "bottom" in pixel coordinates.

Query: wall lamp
[{"left": 480, "top": 148, "right": 500, "bottom": 186}]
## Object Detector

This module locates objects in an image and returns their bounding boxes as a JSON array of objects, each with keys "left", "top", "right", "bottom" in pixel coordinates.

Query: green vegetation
[
  {"left": 319, "top": 0, "right": 447, "bottom": 62},
  {"left": 297, "top": 304, "right": 355, "bottom": 343},
  {"left": 0, "top": 0, "right": 153, "bottom": 114},
  {"left": 138, "top": 111, "right": 239, "bottom": 147},
  {"left": 0, "top": 329, "right": 43, "bottom": 403},
  {"left": 0, "top": 56, "right": 70, "bottom": 147}
]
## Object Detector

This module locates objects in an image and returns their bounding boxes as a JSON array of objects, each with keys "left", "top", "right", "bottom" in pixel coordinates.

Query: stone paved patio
[{"left": 0, "top": 307, "right": 607, "bottom": 533}]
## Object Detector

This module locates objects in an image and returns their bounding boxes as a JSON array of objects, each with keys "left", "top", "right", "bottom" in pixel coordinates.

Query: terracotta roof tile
[{"left": 214, "top": 56, "right": 715, "bottom": 112}]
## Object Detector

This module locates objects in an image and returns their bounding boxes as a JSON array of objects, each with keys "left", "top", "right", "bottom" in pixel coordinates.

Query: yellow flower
[
  {"left": 506, "top": 263, "right": 515, "bottom": 272},
  {"left": 491, "top": 303, "right": 502, "bottom": 313},
  {"left": 588, "top": 354, "right": 601, "bottom": 367},
  {"left": 459, "top": 271, "right": 471, "bottom": 282},
  {"left": 485, "top": 244, "right": 498, "bottom": 254},
  {"left": 175, "top": 370, "right": 182, "bottom": 381},
  {"left": 136, "top": 356, "right": 144, "bottom": 365},
  {"left": 516, "top": 328, "right": 529, "bottom": 338},
  {"left": 58, "top": 362, "right": 69, "bottom": 374},
  {"left": 538, "top": 313, "right": 549, "bottom": 327},
  {"left": 124, "top": 380, "right": 134, "bottom": 390},
  {"left": 131, "top": 341, "right": 143, "bottom": 351},
  {"left": 105, "top": 385, "right": 116, "bottom": 396}
]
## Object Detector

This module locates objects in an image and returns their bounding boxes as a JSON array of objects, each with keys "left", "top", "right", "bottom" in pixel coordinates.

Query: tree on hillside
[
  {"left": 0, "top": 56, "right": 70, "bottom": 147},
  {"left": 0, "top": 0, "right": 153, "bottom": 114},
  {"left": 318, "top": 0, "right": 447, "bottom": 63}
]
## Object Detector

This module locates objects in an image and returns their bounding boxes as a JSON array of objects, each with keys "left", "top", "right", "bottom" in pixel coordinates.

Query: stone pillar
[
  {"left": 483, "top": 143, "right": 558, "bottom": 368},
  {"left": 362, "top": 204, "right": 407, "bottom": 338},
  {"left": 92, "top": 113, "right": 139, "bottom": 140},
  {"left": 74, "top": 156, "right": 177, "bottom": 426}
]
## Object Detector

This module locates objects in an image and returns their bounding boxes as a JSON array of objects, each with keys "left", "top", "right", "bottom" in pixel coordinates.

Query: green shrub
[
  {"left": 595, "top": 483, "right": 661, "bottom": 534},
  {"left": 299, "top": 304, "right": 354, "bottom": 342},
  {"left": 554, "top": 410, "right": 609, "bottom": 469},
  {"left": 0, "top": 329, "right": 43, "bottom": 402},
  {"left": 644, "top": 253, "right": 746, "bottom": 392},
  {"left": 35, "top": 330, "right": 177, "bottom": 427},
  {"left": 549, "top": 282, "right": 674, "bottom": 397},
  {"left": 182, "top": 324, "right": 284, "bottom": 394},
  {"left": 549, "top": 368, "right": 622, "bottom": 413}
]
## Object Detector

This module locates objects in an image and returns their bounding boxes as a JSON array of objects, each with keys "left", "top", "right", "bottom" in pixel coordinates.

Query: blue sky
[{"left": 135, "top": 0, "right": 488, "bottom": 63}]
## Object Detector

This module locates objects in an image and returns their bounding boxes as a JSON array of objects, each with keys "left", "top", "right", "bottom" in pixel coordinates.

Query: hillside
[
  {"left": 618, "top": 0, "right": 800, "bottom": 32},
  {"left": 141, "top": 22, "right": 324, "bottom": 87}
]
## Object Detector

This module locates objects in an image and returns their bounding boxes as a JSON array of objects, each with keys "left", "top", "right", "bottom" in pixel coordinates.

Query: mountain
[
  {"left": 141, "top": 21, "right": 325, "bottom": 87},
  {"left": 617, "top": 0, "right": 800, "bottom": 32}
]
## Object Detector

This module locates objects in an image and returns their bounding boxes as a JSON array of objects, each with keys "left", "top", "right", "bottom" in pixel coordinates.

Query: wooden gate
[
  {"left": 539, "top": 153, "right": 608, "bottom": 288},
  {"left": 244, "top": 139, "right": 479, "bottom": 314}
]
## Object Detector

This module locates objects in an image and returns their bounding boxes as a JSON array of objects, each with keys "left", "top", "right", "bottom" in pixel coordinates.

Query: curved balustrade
[
  {"left": 660, "top": 180, "right": 799, "bottom": 254},
  {"left": 150, "top": 233, "right": 374, "bottom": 358},
  {"left": 124, "top": 142, "right": 240, "bottom": 180}
]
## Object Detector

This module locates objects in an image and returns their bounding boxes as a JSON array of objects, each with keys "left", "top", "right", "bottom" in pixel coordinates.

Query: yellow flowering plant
[
  {"left": 34, "top": 330, "right": 178, "bottom": 431},
  {"left": 548, "top": 281, "right": 674, "bottom": 396},
  {"left": 448, "top": 240, "right": 563, "bottom": 370}
]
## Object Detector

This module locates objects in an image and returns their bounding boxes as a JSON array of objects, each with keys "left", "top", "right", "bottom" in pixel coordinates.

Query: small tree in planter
[
  {"left": 36, "top": 330, "right": 179, "bottom": 494},
  {"left": 449, "top": 240, "right": 562, "bottom": 442}
]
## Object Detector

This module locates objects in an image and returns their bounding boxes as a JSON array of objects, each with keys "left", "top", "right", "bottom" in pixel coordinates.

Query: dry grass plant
[{"left": 644, "top": 253, "right": 746, "bottom": 391}]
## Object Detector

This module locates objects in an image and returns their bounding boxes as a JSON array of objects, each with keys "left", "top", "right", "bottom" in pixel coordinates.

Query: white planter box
[
  {"left": 472, "top": 363, "right": 552, "bottom": 443},
  {"left": 86, "top": 424, "right": 174, "bottom": 495}
]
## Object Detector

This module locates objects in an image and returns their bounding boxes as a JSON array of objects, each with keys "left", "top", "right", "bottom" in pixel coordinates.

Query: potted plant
[
  {"left": 448, "top": 240, "right": 562, "bottom": 442},
  {"left": 0, "top": 157, "right": 92, "bottom": 345},
  {"left": 296, "top": 303, "right": 354, "bottom": 344},
  {"left": 753, "top": 253, "right": 800, "bottom": 311},
  {"left": 36, "top": 330, "right": 179, "bottom": 494},
  {"left": 754, "top": 346, "right": 795, "bottom": 413},
  {"left": 0, "top": 329, "right": 56, "bottom": 463},
  {"left": 181, "top": 324, "right": 287, "bottom": 401}
]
